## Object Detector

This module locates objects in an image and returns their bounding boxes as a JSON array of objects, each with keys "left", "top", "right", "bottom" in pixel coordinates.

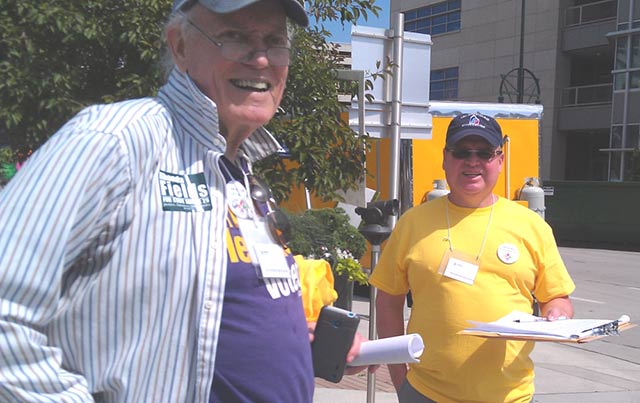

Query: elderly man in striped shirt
[{"left": 0, "top": 1, "right": 369, "bottom": 402}]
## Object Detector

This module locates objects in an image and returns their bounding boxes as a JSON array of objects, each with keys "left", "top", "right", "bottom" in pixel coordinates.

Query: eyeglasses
[
  {"left": 248, "top": 175, "right": 292, "bottom": 247},
  {"left": 175, "top": 0, "right": 197, "bottom": 11},
  {"left": 183, "top": 17, "right": 292, "bottom": 66},
  {"left": 446, "top": 148, "right": 503, "bottom": 161}
]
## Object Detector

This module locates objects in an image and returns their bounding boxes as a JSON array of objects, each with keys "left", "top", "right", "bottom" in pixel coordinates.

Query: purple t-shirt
[{"left": 210, "top": 159, "right": 313, "bottom": 402}]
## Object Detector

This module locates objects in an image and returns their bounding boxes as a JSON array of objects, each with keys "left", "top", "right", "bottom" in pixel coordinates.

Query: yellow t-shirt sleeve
[
  {"left": 530, "top": 221, "right": 576, "bottom": 302},
  {"left": 369, "top": 214, "right": 412, "bottom": 296}
]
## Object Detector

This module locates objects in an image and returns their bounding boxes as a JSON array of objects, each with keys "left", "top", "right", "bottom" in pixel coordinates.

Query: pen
[
  {"left": 514, "top": 318, "right": 547, "bottom": 323},
  {"left": 514, "top": 316, "right": 567, "bottom": 323}
]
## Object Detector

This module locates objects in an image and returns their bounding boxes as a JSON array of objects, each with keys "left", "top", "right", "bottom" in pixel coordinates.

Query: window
[
  {"left": 631, "top": 35, "right": 640, "bottom": 89},
  {"left": 608, "top": 125, "right": 640, "bottom": 181},
  {"left": 404, "top": 0, "right": 461, "bottom": 36},
  {"left": 630, "top": 71, "right": 640, "bottom": 89},
  {"left": 567, "top": 0, "right": 617, "bottom": 26},
  {"left": 610, "top": 151, "right": 622, "bottom": 181},
  {"left": 615, "top": 37, "right": 628, "bottom": 70},
  {"left": 613, "top": 35, "right": 640, "bottom": 91},
  {"left": 623, "top": 150, "right": 640, "bottom": 181},
  {"left": 430, "top": 67, "right": 459, "bottom": 100},
  {"left": 632, "top": 35, "right": 640, "bottom": 68},
  {"left": 625, "top": 124, "right": 640, "bottom": 148},
  {"left": 611, "top": 125, "right": 623, "bottom": 148}
]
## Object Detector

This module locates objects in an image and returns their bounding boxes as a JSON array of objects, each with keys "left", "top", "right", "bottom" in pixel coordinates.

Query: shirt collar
[{"left": 157, "top": 68, "right": 286, "bottom": 164}]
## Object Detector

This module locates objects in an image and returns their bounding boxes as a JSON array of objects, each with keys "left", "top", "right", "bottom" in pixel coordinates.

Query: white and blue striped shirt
[{"left": 0, "top": 69, "right": 286, "bottom": 403}]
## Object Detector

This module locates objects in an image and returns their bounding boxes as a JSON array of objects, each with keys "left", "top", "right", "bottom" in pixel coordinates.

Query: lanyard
[{"left": 444, "top": 195, "right": 495, "bottom": 261}]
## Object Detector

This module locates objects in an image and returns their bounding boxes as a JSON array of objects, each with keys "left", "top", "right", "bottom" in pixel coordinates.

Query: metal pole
[
  {"left": 517, "top": 0, "right": 525, "bottom": 103},
  {"left": 365, "top": 14, "right": 405, "bottom": 402},
  {"left": 388, "top": 12, "right": 404, "bottom": 227},
  {"left": 335, "top": 68, "right": 367, "bottom": 199},
  {"left": 366, "top": 245, "right": 381, "bottom": 403}
]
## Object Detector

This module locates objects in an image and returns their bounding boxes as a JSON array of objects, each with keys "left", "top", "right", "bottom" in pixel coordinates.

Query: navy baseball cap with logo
[
  {"left": 445, "top": 112, "right": 504, "bottom": 148},
  {"left": 173, "top": 0, "right": 309, "bottom": 27}
]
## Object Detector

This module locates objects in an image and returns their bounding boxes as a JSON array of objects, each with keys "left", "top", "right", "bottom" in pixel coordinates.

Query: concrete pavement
[{"left": 313, "top": 246, "right": 640, "bottom": 402}]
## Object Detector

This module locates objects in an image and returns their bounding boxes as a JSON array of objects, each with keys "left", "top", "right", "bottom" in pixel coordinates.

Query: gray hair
[{"left": 160, "top": 11, "right": 190, "bottom": 79}]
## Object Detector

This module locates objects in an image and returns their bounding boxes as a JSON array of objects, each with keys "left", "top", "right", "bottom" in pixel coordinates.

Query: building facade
[{"left": 390, "top": 0, "right": 640, "bottom": 182}]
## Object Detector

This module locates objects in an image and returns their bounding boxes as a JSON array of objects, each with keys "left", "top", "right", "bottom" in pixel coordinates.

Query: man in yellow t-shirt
[{"left": 370, "top": 112, "right": 575, "bottom": 403}]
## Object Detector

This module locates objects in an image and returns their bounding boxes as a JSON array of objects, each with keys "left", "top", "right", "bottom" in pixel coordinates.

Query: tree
[
  {"left": 0, "top": 0, "right": 381, "bottom": 201},
  {"left": 0, "top": 1, "right": 167, "bottom": 150}
]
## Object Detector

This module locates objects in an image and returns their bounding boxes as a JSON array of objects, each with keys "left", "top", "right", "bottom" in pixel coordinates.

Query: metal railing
[
  {"left": 562, "top": 83, "right": 613, "bottom": 106},
  {"left": 565, "top": 0, "right": 617, "bottom": 27}
]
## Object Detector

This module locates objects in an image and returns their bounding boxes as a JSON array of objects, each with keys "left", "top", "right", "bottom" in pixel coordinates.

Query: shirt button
[{"left": 204, "top": 301, "right": 213, "bottom": 310}]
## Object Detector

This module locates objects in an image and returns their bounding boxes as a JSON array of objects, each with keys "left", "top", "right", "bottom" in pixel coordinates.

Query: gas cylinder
[
  {"left": 427, "top": 179, "right": 450, "bottom": 201},
  {"left": 519, "top": 177, "right": 545, "bottom": 219}
]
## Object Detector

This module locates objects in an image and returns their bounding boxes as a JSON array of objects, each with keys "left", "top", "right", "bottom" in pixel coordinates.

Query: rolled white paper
[{"left": 347, "top": 333, "right": 424, "bottom": 367}]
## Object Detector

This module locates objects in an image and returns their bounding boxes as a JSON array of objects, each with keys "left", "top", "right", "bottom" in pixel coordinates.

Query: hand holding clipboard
[{"left": 459, "top": 311, "right": 636, "bottom": 343}]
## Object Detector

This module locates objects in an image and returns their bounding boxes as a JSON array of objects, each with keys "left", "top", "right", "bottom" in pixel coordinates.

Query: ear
[
  {"left": 167, "top": 23, "right": 188, "bottom": 73},
  {"left": 442, "top": 148, "right": 447, "bottom": 170},
  {"left": 496, "top": 151, "right": 505, "bottom": 172}
]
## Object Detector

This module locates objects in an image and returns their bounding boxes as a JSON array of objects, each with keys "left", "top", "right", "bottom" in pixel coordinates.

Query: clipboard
[{"left": 458, "top": 311, "right": 636, "bottom": 343}]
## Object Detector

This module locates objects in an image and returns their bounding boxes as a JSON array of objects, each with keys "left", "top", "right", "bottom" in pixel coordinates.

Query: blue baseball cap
[
  {"left": 445, "top": 112, "right": 504, "bottom": 148},
  {"left": 173, "top": 0, "right": 309, "bottom": 27}
]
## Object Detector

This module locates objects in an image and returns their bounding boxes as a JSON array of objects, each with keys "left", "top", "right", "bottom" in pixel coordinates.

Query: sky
[{"left": 311, "top": 0, "right": 391, "bottom": 44}]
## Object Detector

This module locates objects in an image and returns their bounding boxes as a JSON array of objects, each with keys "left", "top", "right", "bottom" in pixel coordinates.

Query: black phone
[{"left": 311, "top": 305, "right": 360, "bottom": 383}]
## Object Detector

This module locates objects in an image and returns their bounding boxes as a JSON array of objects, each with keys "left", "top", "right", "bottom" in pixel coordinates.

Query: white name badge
[
  {"left": 439, "top": 249, "right": 479, "bottom": 285},
  {"left": 237, "top": 216, "right": 290, "bottom": 279},
  {"left": 254, "top": 243, "right": 291, "bottom": 279}
]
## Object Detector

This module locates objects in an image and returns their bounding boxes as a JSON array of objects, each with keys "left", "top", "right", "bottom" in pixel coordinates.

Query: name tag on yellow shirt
[{"left": 439, "top": 249, "right": 479, "bottom": 285}]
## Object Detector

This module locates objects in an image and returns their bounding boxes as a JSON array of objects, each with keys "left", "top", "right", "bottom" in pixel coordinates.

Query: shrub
[{"left": 286, "top": 207, "right": 368, "bottom": 285}]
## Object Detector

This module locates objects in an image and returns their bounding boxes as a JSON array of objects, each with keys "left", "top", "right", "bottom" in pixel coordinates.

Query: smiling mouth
[{"left": 230, "top": 79, "right": 270, "bottom": 92}]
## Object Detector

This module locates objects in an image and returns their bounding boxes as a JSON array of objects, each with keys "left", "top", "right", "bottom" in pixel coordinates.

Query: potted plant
[{"left": 286, "top": 207, "right": 368, "bottom": 311}]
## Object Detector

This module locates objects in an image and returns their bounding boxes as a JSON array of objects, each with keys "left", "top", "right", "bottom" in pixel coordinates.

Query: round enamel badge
[
  {"left": 226, "top": 181, "right": 252, "bottom": 219},
  {"left": 497, "top": 243, "right": 519, "bottom": 264}
]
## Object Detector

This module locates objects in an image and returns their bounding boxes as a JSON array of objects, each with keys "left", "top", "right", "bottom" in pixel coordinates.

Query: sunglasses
[
  {"left": 447, "top": 148, "right": 503, "bottom": 161},
  {"left": 247, "top": 175, "right": 291, "bottom": 248}
]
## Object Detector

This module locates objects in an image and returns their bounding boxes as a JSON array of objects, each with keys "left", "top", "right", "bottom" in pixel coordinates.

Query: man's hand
[
  {"left": 343, "top": 331, "right": 379, "bottom": 375},
  {"left": 376, "top": 290, "right": 409, "bottom": 391},
  {"left": 307, "top": 321, "right": 316, "bottom": 343},
  {"left": 307, "top": 322, "right": 378, "bottom": 375},
  {"left": 540, "top": 295, "right": 574, "bottom": 321}
]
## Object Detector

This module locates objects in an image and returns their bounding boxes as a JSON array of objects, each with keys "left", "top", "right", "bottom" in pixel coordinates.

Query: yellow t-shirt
[{"left": 370, "top": 196, "right": 575, "bottom": 403}]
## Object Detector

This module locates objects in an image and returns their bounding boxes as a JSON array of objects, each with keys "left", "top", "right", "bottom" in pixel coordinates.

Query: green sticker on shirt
[{"left": 159, "top": 170, "right": 212, "bottom": 212}]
